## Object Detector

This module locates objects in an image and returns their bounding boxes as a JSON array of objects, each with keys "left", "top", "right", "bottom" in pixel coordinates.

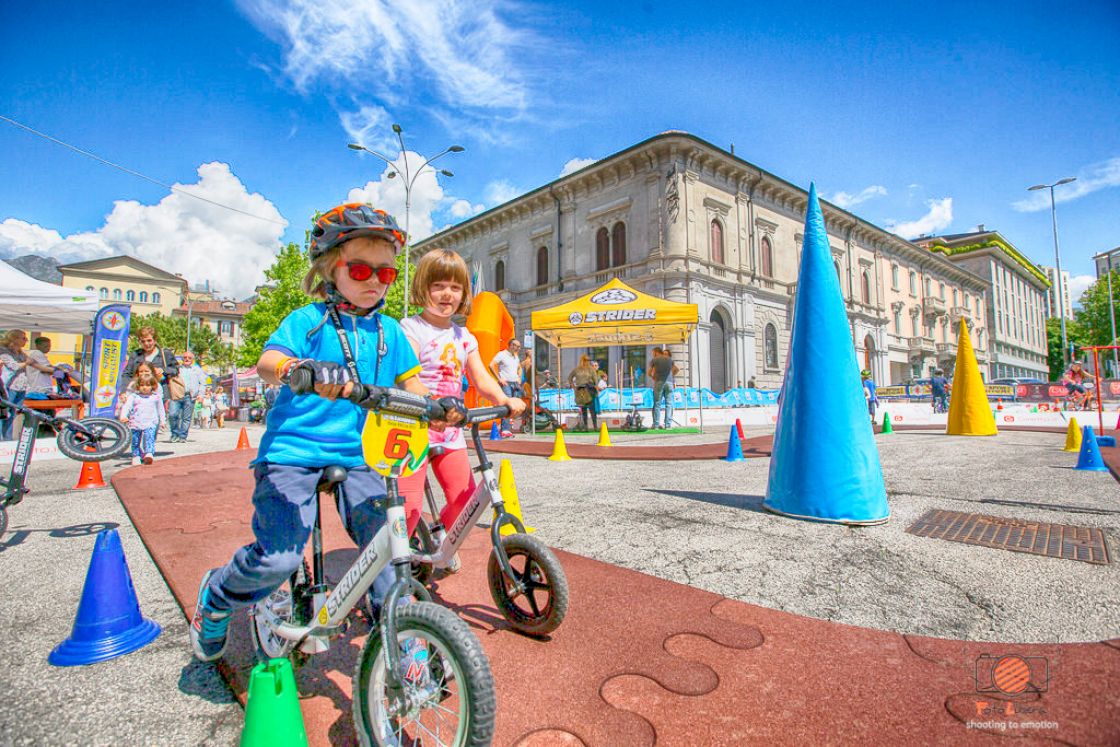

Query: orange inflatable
[{"left": 464, "top": 291, "right": 515, "bottom": 409}]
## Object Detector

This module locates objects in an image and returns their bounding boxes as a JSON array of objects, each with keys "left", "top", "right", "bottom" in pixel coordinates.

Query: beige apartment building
[{"left": 413, "top": 131, "right": 991, "bottom": 389}]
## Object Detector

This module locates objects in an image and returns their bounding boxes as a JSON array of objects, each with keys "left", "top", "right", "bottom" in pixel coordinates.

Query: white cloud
[
  {"left": 483, "top": 180, "right": 521, "bottom": 207},
  {"left": 0, "top": 163, "right": 287, "bottom": 299},
  {"left": 830, "top": 185, "right": 886, "bottom": 209},
  {"left": 559, "top": 157, "right": 597, "bottom": 177},
  {"left": 1012, "top": 156, "right": 1120, "bottom": 212},
  {"left": 346, "top": 151, "right": 448, "bottom": 241},
  {"left": 1068, "top": 274, "right": 1096, "bottom": 307},
  {"left": 339, "top": 105, "right": 394, "bottom": 152},
  {"left": 887, "top": 197, "right": 954, "bottom": 239},
  {"left": 448, "top": 199, "right": 485, "bottom": 219}
]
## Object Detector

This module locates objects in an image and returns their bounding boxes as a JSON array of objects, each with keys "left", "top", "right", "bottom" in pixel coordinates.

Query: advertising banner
[
  {"left": 89, "top": 304, "right": 131, "bottom": 417},
  {"left": 538, "top": 386, "right": 780, "bottom": 411}
]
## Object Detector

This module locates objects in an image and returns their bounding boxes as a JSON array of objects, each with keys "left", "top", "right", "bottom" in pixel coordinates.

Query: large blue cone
[
  {"left": 764, "top": 184, "right": 889, "bottom": 524},
  {"left": 49, "top": 528, "right": 161, "bottom": 666},
  {"left": 1075, "top": 426, "right": 1109, "bottom": 472}
]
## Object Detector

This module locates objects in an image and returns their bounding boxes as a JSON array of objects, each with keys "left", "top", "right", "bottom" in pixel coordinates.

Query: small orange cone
[
  {"left": 735, "top": 418, "right": 744, "bottom": 439},
  {"left": 236, "top": 427, "right": 251, "bottom": 450},
  {"left": 996, "top": 398, "right": 1003, "bottom": 411},
  {"left": 73, "top": 461, "right": 107, "bottom": 490}
]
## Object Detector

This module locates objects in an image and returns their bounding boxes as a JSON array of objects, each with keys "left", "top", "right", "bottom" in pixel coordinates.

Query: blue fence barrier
[{"left": 537, "top": 387, "right": 781, "bottom": 410}]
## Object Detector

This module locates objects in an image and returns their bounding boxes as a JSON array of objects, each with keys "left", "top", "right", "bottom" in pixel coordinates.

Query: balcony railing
[
  {"left": 923, "top": 296, "right": 946, "bottom": 316},
  {"left": 908, "top": 336, "right": 936, "bottom": 355},
  {"left": 949, "top": 305, "right": 971, "bottom": 322},
  {"left": 936, "top": 342, "right": 957, "bottom": 357}
]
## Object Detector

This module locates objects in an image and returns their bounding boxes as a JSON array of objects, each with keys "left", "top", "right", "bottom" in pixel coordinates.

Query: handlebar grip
[
  {"left": 467, "top": 406, "right": 510, "bottom": 425},
  {"left": 288, "top": 365, "right": 314, "bottom": 394}
]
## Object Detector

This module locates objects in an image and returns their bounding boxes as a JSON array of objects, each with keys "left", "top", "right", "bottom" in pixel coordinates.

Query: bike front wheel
[
  {"left": 56, "top": 418, "right": 131, "bottom": 462},
  {"left": 353, "top": 602, "right": 495, "bottom": 747},
  {"left": 487, "top": 533, "right": 569, "bottom": 637}
]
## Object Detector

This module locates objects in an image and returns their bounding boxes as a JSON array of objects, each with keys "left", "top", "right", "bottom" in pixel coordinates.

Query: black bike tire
[
  {"left": 56, "top": 418, "right": 131, "bottom": 462},
  {"left": 248, "top": 560, "right": 311, "bottom": 661},
  {"left": 0, "top": 504, "right": 8, "bottom": 540},
  {"left": 487, "top": 533, "right": 569, "bottom": 637},
  {"left": 352, "top": 602, "right": 496, "bottom": 747}
]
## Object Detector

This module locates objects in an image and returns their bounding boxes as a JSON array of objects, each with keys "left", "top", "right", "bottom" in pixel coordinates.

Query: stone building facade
[{"left": 414, "top": 131, "right": 991, "bottom": 388}]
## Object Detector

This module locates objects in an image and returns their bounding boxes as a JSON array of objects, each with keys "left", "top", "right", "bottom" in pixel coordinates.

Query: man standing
[
  {"left": 648, "top": 347, "right": 677, "bottom": 429},
  {"left": 489, "top": 338, "right": 523, "bottom": 437},
  {"left": 172, "top": 351, "right": 206, "bottom": 442},
  {"left": 26, "top": 337, "right": 57, "bottom": 395}
]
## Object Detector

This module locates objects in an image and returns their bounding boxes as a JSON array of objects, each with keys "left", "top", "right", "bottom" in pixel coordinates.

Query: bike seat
[{"left": 317, "top": 465, "right": 348, "bottom": 492}]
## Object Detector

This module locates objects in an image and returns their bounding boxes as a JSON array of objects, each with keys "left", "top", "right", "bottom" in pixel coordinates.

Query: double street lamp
[
  {"left": 348, "top": 125, "right": 464, "bottom": 308},
  {"left": 1028, "top": 177, "right": 1077, "bottom": 367}
]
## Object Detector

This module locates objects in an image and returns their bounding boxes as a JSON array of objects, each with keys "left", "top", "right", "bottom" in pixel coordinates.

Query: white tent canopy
[{"left": 0, "top": 261, "right": 99, "bottom": 335}]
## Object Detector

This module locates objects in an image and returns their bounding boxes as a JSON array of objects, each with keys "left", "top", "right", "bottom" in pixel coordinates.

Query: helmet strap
[{"left": 323, "top": 281, "right": 383, "bottom": 316}]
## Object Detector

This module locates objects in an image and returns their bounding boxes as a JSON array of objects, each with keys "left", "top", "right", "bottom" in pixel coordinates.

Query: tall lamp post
[
  {"left": 184, "top": 293, "right": 197, "bottom": 352},
  {"left": 1028, "top": 177, "right": 1077, "bottom": 367},
  {"left": 348, "top": 125, "right": 464, "bottom": 309}
]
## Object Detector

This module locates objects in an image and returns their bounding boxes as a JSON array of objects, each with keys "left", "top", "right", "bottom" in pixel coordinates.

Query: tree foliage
[
  {"left": 238, "top": 241, "right": 313, "bottom": 366},
  {"left": 1046, "top": 316, "right": 1087, "bottom": 380},
  {"left": 1073, "top": 270, "right": 1120, "bottom": 348},
  {"left": 127, "top": 311, "right": 230, "bottom": 364}
]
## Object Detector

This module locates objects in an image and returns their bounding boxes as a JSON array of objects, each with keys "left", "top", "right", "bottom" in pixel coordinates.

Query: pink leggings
[{"left": 397, "top": 448, "right": 477, "bottom": 537}]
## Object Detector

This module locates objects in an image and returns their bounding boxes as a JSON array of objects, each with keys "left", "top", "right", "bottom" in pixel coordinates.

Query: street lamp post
[
  {"left": 1028, "top": 177, "right": 1077, "bottom": 367},
  {"left": 184, "top": 294, "right": 196, "bottom": 352},
  {"left": 348, "top": 126, "right": 464, "bottom": 310}
]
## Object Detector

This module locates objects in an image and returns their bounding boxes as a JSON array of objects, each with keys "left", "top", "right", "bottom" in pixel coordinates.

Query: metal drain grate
[{"left": 907, "top": 509, "right": 1111, "bottom": 565}]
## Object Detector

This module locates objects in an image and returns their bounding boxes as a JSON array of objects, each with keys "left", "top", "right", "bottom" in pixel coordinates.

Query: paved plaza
[{"left": 0, "top": 422, "right": 1117, "bottom": 744}]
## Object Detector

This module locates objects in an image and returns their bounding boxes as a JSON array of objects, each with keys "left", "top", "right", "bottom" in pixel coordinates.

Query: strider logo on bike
[{"left": 361, "top": 411, "right": 429, "bottom": 478}]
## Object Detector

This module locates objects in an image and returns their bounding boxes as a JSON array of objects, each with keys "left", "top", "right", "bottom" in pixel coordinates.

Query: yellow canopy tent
[{"left": 530, "top": 278, "right": 699, "bottom": 431}]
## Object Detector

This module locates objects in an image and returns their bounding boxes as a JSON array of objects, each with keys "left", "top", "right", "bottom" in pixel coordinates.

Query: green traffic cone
[
  {"left": 1031, "top": 405, "right": 1038, "bottom": 413},
  {"left": 880, "top": 411, "right": 893, "bottom": 434},
  {"left": 241, "top": 658, "right": 308, "bottom": 747}
]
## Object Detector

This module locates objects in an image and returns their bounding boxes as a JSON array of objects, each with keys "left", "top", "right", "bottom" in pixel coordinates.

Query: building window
[
  {"left": 893, "top": 308, "right": 902, "bottom": 334},
  {"left": 834, "top": 262, "right": 843, "bottom": 292},
  {"left": 710, "top": 219, "right": 724, "bottom": 265},
  {"left": 963, "top": 293, "right": 969, "bottom": 310},
  {"left": 939, "top": 282, "right": 945, "bottom": 300},
  {"left": 113, "top": 288, "right": 122, "bottom": 300},
  {"left": 536, "top": 246, "right": 548, "bottom": 286},
  {"left": 611, "top": 221, "right": 627, "bottom": 267},
  {"left": 861, "top": 271, "right": 871, "bottom": 304},
  {"left": 99, "top": 287, "right": 108, "bottom": 299},
  {"left": 494, "top": 260, "right": 505, "bottom": 292},
  {"left": 911, "top": 314, "right": 919, "bottom": 336},
  {"left": 891, "top": 264, "right": 899, "bottom": 289},
  {"left": 595, "top": 228, "right": 610, "bottom": 271},
  {"left": 952, "top": 289, "right": 959, "bottom": 306},
  {"left": 220, "top": 320, "right": 233, "bottom": 336},
  {"left": 764, "top": 323, "right": 778, "bottom": 370},
  {"left": 126, "top": 290, "right": 135, "bottom": 301},
  {"left": 924, "top": 277, "right": 932, "bottom": 297},
  {"left": 85, "top": 285, "right": 95, "bottom": 292},
  {"left": 909, "top": 271, "right": 917, "bottom": 295},
  {"left": 760, "top": 237, "right": 773, "bottom": 278},
  {"left": 152, "top": 292, "right": 160, "bottom": 304},
  {"left": 139, "top": 291, "right": 148, "bottom": 303}
]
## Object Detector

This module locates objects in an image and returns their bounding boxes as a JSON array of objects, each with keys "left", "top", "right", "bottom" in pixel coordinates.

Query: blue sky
[{"left": 1, "top": 1, "right": 1117, "bottom": 300}]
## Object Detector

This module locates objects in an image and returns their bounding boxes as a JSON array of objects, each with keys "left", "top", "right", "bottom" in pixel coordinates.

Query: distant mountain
[{"left": 4, "top": 255, "right": 62, "bottom": 284}]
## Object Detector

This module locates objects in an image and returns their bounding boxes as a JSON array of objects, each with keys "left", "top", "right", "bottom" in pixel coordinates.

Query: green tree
[
  {"left": 380, "top": 250, "right": 417, "bottom": 321},
  {"left": 1073, "top": 270, "right": 1120, "bottom": 348},
  {"left": 128, "top": 312, "right": 226, "bottom": 361},
  {"left": 238, "top": 241, "right": 313, "bottom": 366},
  {"left": 1046, "top": 316, "right": 1087, "bottom": 380}
]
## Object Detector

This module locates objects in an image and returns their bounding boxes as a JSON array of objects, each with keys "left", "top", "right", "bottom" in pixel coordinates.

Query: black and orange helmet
[{"left": 309, "top": 203, "right": 407, "bottom": 260}]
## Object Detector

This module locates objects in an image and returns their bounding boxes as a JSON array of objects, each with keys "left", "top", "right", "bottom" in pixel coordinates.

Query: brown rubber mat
[
  {"left": 113, "top": 450, "right": 1120, "bottom": 745},
  {"left": 473, "top": 433, "right": 772, "bottom": 460}
]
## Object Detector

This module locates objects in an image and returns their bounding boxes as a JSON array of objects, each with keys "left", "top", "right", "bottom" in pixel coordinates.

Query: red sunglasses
[{"left": 338, "top": 260, "right": 398, "bottom": 284}]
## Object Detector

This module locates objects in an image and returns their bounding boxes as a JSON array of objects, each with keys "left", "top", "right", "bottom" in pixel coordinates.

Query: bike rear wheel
[
  {"left": 487, "top": 533, "right": 569, "bottom": 637},
  {"left": 56, "top": 418, "right": 131, "bottom": 462},
  {"left": 353, "top": 602, "right": 495, "bottom": 747}
]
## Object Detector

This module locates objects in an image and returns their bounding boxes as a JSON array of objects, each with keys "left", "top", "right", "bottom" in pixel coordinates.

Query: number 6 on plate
[{"left": 361, "top": 411, "right": 428, "bottom": 477}]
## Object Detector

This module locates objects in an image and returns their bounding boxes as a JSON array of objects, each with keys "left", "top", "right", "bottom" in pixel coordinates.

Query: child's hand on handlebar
[
  {"left": 289, "top": 359, "right": 353, "bottom": 401},
  {"left": 503, "top": 396, "right": 527, "bottom": 417},
  {"left": 428, "top": 396, "right": 467, "bottom": 431}
]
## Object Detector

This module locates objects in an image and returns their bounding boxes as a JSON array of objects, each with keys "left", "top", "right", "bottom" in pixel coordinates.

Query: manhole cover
[{"left": 906, "top": 509, "right": 1111, "bottom": 565}]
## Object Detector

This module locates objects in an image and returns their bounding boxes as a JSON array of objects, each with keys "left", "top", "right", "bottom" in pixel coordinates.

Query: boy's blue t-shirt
[
  {"left": 257, "top": 303, "right": 421, "bottom": 468},
  {"left": 863, "top": 379, "right": 877, "bottom": 402},
  {"left": 931, "top": 376, "right": 949, "bottom": 395}
]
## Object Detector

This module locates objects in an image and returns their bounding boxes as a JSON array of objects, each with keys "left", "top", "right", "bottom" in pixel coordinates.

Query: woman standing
[
  {"left": 213, "top": 386, "right": 229, "bottom": 428},
  {"left": 121, "top": 326, "right": 179, "bottom": 401},
  {"left": 567, "top": 354, "right": 599, "bottom": 431},
  {"left": 0, "top": 330, "right": 30, "bottom": 440}
]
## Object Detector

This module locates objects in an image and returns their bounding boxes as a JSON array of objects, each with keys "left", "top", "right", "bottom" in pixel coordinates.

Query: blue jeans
[
  {"left": 1, "top": 390, "right": 26, "bottom": 440},
  {"left": 652, "top": 381, "right": 674, "bottom": 428},
  {"left": 500, "top": 382, "right": 522, "bottom": 433},
  {"left": 168, "top": 396, "right": 193, "bottom": 440},
  {"left": 205, "top": 462, "right": 394, "bottom": 617},
  {"left": 131, "top": 425, "right": 158, "bottom": 458}
]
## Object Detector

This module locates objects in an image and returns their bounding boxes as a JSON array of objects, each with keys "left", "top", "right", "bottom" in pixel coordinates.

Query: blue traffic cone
[
  {"left": 723, "top": 425, "right": 744, "bottom": 462},
  {"left": 764, "top": 184, "right": 888, "bottom": 525},
  {"left": 49, "top": 528, "right": 161, "bottom": 666},
  {"left": 1075, "top": 426, "right": 1109, "bottom": 472},
  {"left": 489, "top": 421, "right": 501, "bottom": 440}
]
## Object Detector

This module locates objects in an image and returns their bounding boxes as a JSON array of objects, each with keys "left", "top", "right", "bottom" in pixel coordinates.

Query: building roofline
[{"left": 57, "top": 254, "right": 188, "bottom": 285}]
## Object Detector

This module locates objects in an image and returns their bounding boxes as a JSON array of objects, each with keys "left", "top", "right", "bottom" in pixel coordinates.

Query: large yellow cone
[
  {"left": 1062, "top": 417, "right": 1082, "bottom": 452},
  {"left": 548, "top": 427, "right": 572, "bottom": 461},
  {"left": 596, "top": 422, "right": 612, "bottom": 447},
  {"left": 495, "top": 458, "right": 534, "bottom": 535},
  {"left": 947, "top": 319, "right": 998, "bottom": 436}
]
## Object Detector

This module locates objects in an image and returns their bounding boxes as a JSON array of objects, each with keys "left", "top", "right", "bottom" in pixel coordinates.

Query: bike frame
[{"left": 0, "top": 396, "right": 90, "bottom": 506}]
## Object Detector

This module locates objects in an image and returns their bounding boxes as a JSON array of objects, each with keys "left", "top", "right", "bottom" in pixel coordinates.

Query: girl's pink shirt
[{"left": 400, "top": 315, "right": 478, "bottom": 449}]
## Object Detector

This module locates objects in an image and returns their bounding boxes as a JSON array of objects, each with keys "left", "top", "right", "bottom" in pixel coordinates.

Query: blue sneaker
[{"left": 189, "top": 569, "right": 231, "bottom": 662}]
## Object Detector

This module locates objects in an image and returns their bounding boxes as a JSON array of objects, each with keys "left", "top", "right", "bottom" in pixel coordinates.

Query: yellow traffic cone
[
  {"left": 495, "top": 458, "right": 534, "bottom": 535},
  {"left": 1062, "top": 417, "right": 1082, "bottom": 452},
  {"left": 946, "top": 319, "right": 998, "bottom": 436},
  {"left": 596, "top": 422, "right": 612, "bottom": 447},
  {"left": 548, "top": 427, "right": 572, "bottom": 461}
]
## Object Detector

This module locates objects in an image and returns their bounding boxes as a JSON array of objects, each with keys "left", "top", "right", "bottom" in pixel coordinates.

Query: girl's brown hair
[
  {"left": 130, "top": 362, "right": 158, "bottom": 391},
  {"left": 411, "top": 249, "right": 472, "bottom": 317}
]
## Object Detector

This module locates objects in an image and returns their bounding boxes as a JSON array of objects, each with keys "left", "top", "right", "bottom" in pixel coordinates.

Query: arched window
[
  {"left": 924, "top": 277, "right": 932, "bottom": 296},
  {"left": 893, "top": 307, "right": 902, "bottom": 334},
  {"left": 139, "top": 291, "right": 148, "bottom": 303},
  {"left": 709, "top": 220, "right": 724, "bottom": 265},
  {"left": 494, "top": 260, "right": 505, "bottom": 292},
  {"left": 834, "top": 261, "right": 843, "bottom": 286},
  {"left": 113, "top": 288, "right": 122, "bottom": 300},
  {"left": 939, "top": 282, "right": 945, "bottom": 299},
  {"left": 85, "top": 285, "right": 95, "bottom": 292},
  {"left": 126, "top": 290, "right": 135, "bottom": 301},
  {"left": 861, "top": 271, "right": 871, "bottom": 304},
  {"left": 760, "top": 237, "right": 773, "bottom": 278},
  {"left": 909, "top": 270, "right": 917, "bottom": 295},
  {"left": 764, "top": 323, "right": 778, "bottom": 370},
  {"left": 890, "top": 264, "right": 899, "bottom": 289},
  {"left": 595, "top": 228, "right": 610, "bottom": 271},
  {"left": 952, "top": 289, "right": 959, "bottom": 306},
  {"left": 611, "top": 221, "right": 626, "bottom": 267},
  {"left": 152, "top": 292, "right": 160, "bottom": 304},
  {"left": 709, "top": 310, "right": 728, "bottom": 392},
  {"left": 536, "top": 246, "right": 548, "bottom": 287},
  {"left": 863, "top": 334, "right": 875, "bottom": 372},
  {"left": 99, "top": 287, "right": 108, "bottom": 299}
]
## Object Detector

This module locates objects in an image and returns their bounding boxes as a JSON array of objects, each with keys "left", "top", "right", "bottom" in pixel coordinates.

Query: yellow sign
[
  {"left": 361, "top": 411, "right": 428, "bottom": 477},
  {"left": 984, "top": 384, "right": 1014, "bottom": 397}
]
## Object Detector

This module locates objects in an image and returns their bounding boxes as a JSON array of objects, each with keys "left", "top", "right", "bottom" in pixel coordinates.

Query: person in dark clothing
[
  {"left": 648, "top": 347, "right": 678, "bottom": 429},
  {"left": 120, "top": 326, "right": 179, "bottom": 402}
]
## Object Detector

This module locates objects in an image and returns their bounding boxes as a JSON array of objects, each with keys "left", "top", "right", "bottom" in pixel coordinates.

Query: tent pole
[{"left": 531, "top": 332, "right": 537, "bottom": 437}]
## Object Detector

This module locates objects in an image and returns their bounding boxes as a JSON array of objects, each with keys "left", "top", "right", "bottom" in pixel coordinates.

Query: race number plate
[{"left": 361, "top": 411, "right": 428, "bottom": 477}]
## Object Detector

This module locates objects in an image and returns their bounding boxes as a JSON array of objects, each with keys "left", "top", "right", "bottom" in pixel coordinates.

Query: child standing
[
  {"left": 189, "top": 203, "right": 463, "bottom": 662},
  {"left": 398, "top": 249, "right": 526, "bottom": 544},
  {"left": 120, "top": 362, "right": 166, "bottom": 465}
]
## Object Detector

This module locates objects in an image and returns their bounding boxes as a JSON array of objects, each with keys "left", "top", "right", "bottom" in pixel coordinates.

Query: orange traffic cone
[
  {"left": 996, "top": 398, "right": 1003, "bottom": 411},
  {"left": 73, "top": 461, "right": 107, "bottom": 490},
  {"left": 735, "top": 418, "right": 744, "bottom": 439},
  {"left": 236, "top": 427, "right": 251, "bottom": 450}
]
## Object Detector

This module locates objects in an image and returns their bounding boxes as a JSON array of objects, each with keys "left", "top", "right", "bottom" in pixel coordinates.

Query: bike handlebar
[
  {"left": 288, "top": 366, "right": 442, "bottom": 420},
  {"left": 465, "top": 406, "right": 509, "bottom": 425}
]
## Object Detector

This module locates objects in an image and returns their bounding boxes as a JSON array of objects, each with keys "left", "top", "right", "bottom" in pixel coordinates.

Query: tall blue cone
[
  {"left": 763, "top": 184, "right": 889, "bottom": 524},
  {"left": 49, "top": 528, "right": 161, "bottom": 666},
  {"left": 1075, "top": 425, "right": 1109, "bottom": 472}
]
